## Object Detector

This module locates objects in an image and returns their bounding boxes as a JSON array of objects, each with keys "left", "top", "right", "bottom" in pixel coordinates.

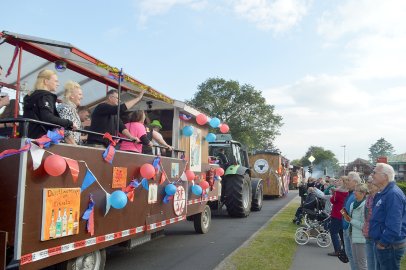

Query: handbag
[{"left": 337, "top": 249, "right": 349, "bottom": 263}]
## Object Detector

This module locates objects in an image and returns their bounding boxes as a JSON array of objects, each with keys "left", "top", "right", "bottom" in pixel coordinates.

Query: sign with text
[
  {"left": 112, "top": 167, "right": 127, "bottom": 188},
  {"left": 41, "top": 188, "right": 81, "bottom": 241}
]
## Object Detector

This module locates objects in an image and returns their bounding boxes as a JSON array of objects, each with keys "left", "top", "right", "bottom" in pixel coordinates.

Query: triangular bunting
[
  {"left": 102, "top": 144, "right": 116, "bottom": 164},
  {"left": 105, "top": 192, "right": 111, "bottom": 216},
  {"left": 64, "top": 158, "right": 79, "bottom": 183},
  {"left": 81, "top": 169, "right": 97, "bottom": 192},
  {"left": 180, "top": 172, "right": 188, "bottom": 181}
]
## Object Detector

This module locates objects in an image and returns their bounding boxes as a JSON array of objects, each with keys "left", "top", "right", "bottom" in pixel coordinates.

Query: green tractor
[{"left": 208, "top": 134, "right": 263, "bottom": 217}]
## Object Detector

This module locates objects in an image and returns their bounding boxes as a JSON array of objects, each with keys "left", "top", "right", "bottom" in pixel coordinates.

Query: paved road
[{"left": 105, "top": 191, "right": 297, "bottom": 270}]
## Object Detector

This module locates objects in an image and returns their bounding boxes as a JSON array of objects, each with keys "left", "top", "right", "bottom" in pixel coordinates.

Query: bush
[{"left": 397, "top": 182, "right": 406, "bottom": 195}]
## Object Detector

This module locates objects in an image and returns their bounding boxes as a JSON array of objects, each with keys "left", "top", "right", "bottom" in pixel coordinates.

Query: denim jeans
[
  {"left": 330, "top": 217, "right": 342, "bottom": 252},
  {"left": 365, "top": 238, "right": 377, "bottom": 270},
  {"left": 344, "top": 229, "right": 358, "bottom": 270},
  {"left": 375, "top": 243, "right": 406, "bottom": 270}
]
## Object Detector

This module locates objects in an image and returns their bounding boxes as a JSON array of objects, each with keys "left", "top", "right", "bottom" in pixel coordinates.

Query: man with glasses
[
  {"left": 87, "top": 89, "right": 145, "bottom": 147},
  {"left": 369, "top": 163, "right": 406, "bottom": 270}
]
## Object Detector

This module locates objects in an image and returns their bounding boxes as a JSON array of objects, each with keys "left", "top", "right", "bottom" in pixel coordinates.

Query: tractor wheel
[
  {"left": 224, "top": 174, "right": 252, "bottom": 217},
  {"left": 251, "top": 181, "right": 263, "bottom": 211},
  {"left": 193, "top": 205, "right": 211, "bottom": 234}
]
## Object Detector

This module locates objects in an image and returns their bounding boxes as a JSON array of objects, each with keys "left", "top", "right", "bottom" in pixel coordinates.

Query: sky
[{"left": 2, "top": 0, "right": 406, "bottom": 163}]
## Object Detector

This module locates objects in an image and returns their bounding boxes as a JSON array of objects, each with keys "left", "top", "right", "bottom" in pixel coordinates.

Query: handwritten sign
[
  {"left": 41, "top": 188, "right": 81, "bottom": 241},
  {"left": 112, "top": 167, "right": 127, "bottom": 188}
]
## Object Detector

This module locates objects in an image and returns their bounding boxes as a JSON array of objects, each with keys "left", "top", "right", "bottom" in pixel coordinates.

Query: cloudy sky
[{"left": 2, "top": 0, "right": 406, "bottom": 163}]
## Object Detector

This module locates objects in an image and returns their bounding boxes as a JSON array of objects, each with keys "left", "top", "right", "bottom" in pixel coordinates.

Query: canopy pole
[{"left": 116, "top": 68, "right": 123, "bottom": 136}]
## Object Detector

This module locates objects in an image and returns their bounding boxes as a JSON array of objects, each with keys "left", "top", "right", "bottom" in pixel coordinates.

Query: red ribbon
[{"left": 103, "top": 133, "right": 116, "bottom": 146}]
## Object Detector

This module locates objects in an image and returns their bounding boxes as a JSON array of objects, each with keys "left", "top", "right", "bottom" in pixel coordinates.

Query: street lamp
[{"left": 341, "top": 145, "right": 346, "bottom": 175}]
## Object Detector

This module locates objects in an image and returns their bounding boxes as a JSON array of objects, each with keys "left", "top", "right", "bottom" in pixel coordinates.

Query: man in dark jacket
[
  {"left": 86, "top": 89, "right": 144, "bottom": 147},
  {"left": 23, "top": 70, "right": 75, "bottom": 138},
  {"left": 370, "top": 163, "right": 406, "bottom": 270}
]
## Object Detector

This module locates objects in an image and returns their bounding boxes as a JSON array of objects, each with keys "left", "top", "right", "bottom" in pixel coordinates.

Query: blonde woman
[
  {"left": 57, "top": 81, "right": 83, "bottom": 144},
  {"left": 23, "top": 70, "right": 77, "bottom": 138}
]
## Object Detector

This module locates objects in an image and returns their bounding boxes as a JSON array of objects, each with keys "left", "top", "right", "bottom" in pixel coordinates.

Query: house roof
[{"left": 388, "top": 153, "right": 406, "bottom": 163}]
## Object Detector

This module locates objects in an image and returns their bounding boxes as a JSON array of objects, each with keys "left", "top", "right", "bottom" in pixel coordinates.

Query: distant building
[
  {"left": 339, "top": 158, "right": 373, "bottom": 179},
  {"left": 388, "top": 153, "right": 406, "bottom": 181}
]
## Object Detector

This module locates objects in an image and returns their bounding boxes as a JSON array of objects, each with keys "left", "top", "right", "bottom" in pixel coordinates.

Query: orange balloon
[
  {"left": 199, "top": 180, "right": 209, "bottom": 190},
  {"left": 196, "top": 114, "right": 208, "bottom": 125},
  {"left": 140, "top": 163, "right": 156, "bottom": 179},
  {"left": 219, "top": 123, "right": 229, "bottom": 133},
  {"left": 185, "top": 170, "right": 195, "bottom": 181},
  {"left": 44, "top": 155, "right": 67, "bottom": 176},
  {"left": 215, "top": 167, "right": 224, "bottom": 176}
]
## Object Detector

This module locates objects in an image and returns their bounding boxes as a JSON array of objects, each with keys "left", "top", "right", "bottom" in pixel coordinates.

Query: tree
[
  {"left": 368, "top": 138, "right": 395, "bottom": 163},
  {"left": 300, "top": 146, "right": 340, "bottom": 176},
  {"left": 187, "top": 78, "right": 283, "bottom": 150}
]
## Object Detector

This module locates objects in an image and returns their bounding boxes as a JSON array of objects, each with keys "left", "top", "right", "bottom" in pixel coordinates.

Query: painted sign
[
  {"left": 174, "top": 186, "right": 186, "bottom": 216},
  {"left": 112, "top": 167, "right": 127, "bottom": 188},
  {"left": 41, "top": 188, "right": 81, "bottom": 241},
  {"left": 190, "top": 128, "right": 202, "bottom": 172}
]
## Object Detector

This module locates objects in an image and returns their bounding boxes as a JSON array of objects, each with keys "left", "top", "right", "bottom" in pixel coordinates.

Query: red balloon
[
  {"left": 220, "top": 123, "right": 229, "bottom": 133},
  {"left": 140, "top": 163, "right": 156, "bottom": 179},
  {"left": 199, "top": 180, "right": 209, "bottom": 190},
  {"left": 196, "top": 114, "right": 208, "bottom": 125},
  {"left": 44, "top": 155, "right": 67, "bottom": 176},
  {"left": 215, "top": 167, "right": 225, "bottom": 176},
  {"left": 185, "top": 170, "right": 195, "bottom": 181}
]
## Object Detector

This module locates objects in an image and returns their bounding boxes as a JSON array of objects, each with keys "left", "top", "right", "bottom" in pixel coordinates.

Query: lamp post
[{"left": 341, "top": 145, "right": 346, "bottom": 175}]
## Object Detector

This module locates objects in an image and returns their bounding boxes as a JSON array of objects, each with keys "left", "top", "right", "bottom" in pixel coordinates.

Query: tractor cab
[{"left": 208, "top": 134, "right": 249, "bottom": 171}]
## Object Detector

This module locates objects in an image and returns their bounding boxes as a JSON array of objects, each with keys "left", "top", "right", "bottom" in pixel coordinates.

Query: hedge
[{"left": 397, "top": 182, "right": 406, "bottom": 195}]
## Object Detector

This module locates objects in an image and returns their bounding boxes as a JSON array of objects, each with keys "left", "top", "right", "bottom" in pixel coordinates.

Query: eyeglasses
[{"left": 111, "top": 96, "right": 119, "bottom": 100}]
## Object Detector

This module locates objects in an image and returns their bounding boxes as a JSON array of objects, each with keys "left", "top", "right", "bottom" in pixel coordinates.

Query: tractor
[{"left": 208, "top": 134, "right": 263, "bottom": 217}]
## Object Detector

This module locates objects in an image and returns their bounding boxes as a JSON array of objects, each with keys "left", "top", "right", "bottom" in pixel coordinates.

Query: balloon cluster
[{"left": 195, "top": 114, "right": 229, "bottom": 134}]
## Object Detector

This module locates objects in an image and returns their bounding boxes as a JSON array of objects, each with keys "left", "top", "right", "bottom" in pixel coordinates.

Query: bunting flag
[
  {"left": 107, "top": 72, "right": 124, "bottom": 82},
  {"left": 102, "top": 144, "right": 116, "bottom": 164},
  {"left": 122, "top": 180, "right": 140, "bottom": 202},
  {"left": 160, "top": 171, "right": 167, "bottom": 185},
  {"left": 152, "top": 157, "right": 161, "bottom": 173},
  {"left": 30, "top": 143, "right": 45, "bottom": 170},
  {"left": 81, "top": 169, "right": 97, "bottom": 192},
  {"left": 64, "top": 158, "right": 80, "bottom": 183},
  {"left": 141, "top": 178, "right": 149, "bottom": 191},
  {"left": 34, "top": 129, "right": 64, "bottom": 148},
  {"left": 179, "top": 113, "right": 192, "bottom": 121},
  {"left": 82, "top": 194, "right": 95, "bottom": 236},
  {"left": 180, "top": 172, "right": 188, "bottom": 181},
  {"left": 104, "top": 192, "right": 111, "bottom": 216},
  {"left": 0, "top": 141, "right": 31, "bottom": 160}
]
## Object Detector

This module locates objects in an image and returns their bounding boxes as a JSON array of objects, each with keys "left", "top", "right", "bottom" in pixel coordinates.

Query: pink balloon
[
  {"left": 215, "top": 167, "right": 224, "bottom": 176},
  {"left": 44, "top": 155, "right": 67, "bottom": 176},
  {"left": 185, "top": 170, "right": 195, "bottom": 181},
  {"left": 220, "top": 123, "right": 229, "bottom": 133},
  {"left": 196, "top": 114, "right": 208, "bottom": 125},
  {"left": 140, "top": 163, "right": 156, "bottom": 179},
  {"left": 199, "top": 180, "right": 209, "bottom": 190}
]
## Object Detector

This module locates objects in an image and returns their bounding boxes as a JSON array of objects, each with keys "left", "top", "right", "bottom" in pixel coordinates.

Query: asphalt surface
[{"left": 105, "top": 191, "right": 297, "bottom": 270}]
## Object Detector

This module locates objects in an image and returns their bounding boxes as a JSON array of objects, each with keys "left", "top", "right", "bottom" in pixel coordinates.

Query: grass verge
[{"left": 219, "top": 200, "right": 300, "bottom": 270}]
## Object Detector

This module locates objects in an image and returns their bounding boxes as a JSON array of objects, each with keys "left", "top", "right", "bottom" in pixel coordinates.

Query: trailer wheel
[
  {"left": 251, "top": 181, "right": 263, "bottom": 211},
  {"left": 224, "top": 173, "right": 252, "bottom": 217},
  {"left": 57, "top": 249, "right": 106, "bottom": 270},
  {"left": 193, "top": 205, "right": 211, "bottom": 234}
]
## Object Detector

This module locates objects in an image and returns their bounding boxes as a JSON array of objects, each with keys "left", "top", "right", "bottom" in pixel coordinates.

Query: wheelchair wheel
[
  {"left": 295, "top": 229, "right": 309, "bottom": 245},
  {"left": 316, "top": 232, "right": 331, "bottom": 248}
]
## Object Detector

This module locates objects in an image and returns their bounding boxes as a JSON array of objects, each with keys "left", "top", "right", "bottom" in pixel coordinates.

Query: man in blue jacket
[{"left": 370, "top": 163, "right": 406, "bottom": 270}]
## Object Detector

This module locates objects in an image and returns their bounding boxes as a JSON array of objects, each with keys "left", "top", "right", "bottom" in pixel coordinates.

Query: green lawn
[{"left": 219, "top": 201, "right": 299, "bottom": 270}]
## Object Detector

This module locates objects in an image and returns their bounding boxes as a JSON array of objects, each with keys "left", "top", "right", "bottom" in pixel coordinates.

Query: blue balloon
[
  {"left": 209, "top": 117, "right": 221, "bottom": 128},
  {"left": 110, "top": 190, "right": 128, "bottom": 209},
  {"left": 165, "top": 184, "right": 177, "bottom": 196},
  {"left": 182, "top": 126, "right": 194, "bottom": 137},
  {"left": 205, "top": 133, "right": 216, "bottom": 143},
  {"left": 192, "top": 185, "right": 202, "bottom": 196}
]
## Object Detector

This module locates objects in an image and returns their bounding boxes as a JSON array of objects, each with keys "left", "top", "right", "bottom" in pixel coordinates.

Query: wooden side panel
[{"left": 249, "top": 153, "right": 282, "bottom": 196}]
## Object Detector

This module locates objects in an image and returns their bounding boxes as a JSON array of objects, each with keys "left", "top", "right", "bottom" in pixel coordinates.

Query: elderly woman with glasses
[{"left": 343, "top": 183, "right": 368, "bottom": 270}]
